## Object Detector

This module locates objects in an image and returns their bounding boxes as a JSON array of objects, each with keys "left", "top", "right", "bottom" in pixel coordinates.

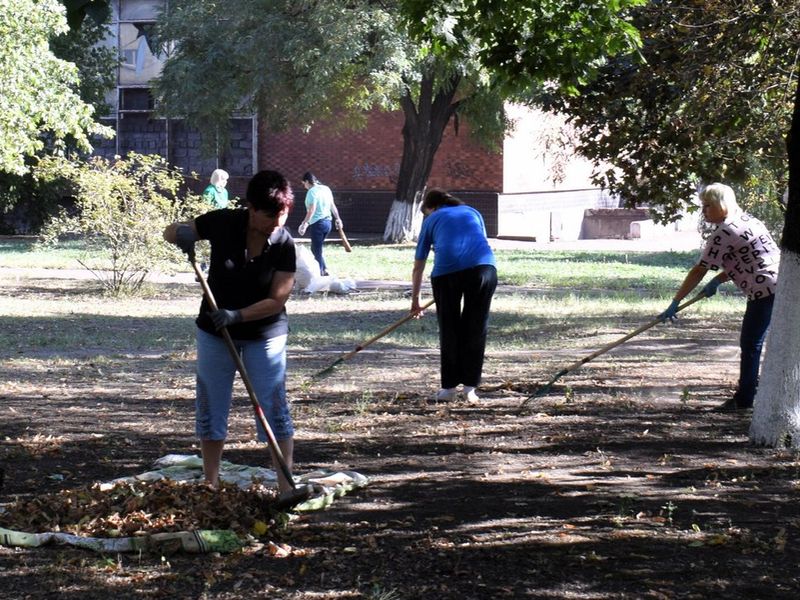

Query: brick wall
[
  {"left": 96, "top": 108, "right": 501, "bottom": 235},
  {"left": 259, "top": 110, "right": 502, "bottom": 234},
  {"left": 259, "top": 111, "right": 502, "bottom": 191}
]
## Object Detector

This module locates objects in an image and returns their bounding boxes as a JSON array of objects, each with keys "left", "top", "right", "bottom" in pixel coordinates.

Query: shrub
[{"left": 36, "top": 153, "right": 208, "bottom": 295}]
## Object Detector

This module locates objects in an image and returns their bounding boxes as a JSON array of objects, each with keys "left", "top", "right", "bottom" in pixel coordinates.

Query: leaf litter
[{"left": 0, "top": 479, "right": 282, "bottom": 538}]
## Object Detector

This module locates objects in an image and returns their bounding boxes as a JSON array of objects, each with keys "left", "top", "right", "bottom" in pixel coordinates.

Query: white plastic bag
[
  {"left": 329, "top": 278, "right": 357, "bottom": 294},
  {"left": 294, "top": 245, "right": 319, "bottom": 291},
  {"left": 294, "top": 245, "right": 357, "bottom": 294},
  {"left": 304, "top": 275, "right": 332, "bottom": 294}
]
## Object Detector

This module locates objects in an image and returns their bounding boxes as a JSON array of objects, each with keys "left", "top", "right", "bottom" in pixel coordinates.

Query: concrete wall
[
  {"left": 503, "top": 105, "right": 604, "bottom": 194},
  {"left": 581, "top": 208, "right": 651, "bottom": 239},
  {"left": 497, "top": 105, "right": 622, "bottom": 242},
  {"left": 581, "top": 208, "right": 700, "bottom": 240},
  {"left": 93, "top": 117, "right": 255, "bottom": 180},
  {"left": 497, "top": 189, "right": 613, "bottom": 242}
]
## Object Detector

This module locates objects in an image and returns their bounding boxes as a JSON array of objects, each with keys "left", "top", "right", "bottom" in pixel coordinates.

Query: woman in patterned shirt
[{"left": 659, "top": 183, "right": 780, "bottom": 411}]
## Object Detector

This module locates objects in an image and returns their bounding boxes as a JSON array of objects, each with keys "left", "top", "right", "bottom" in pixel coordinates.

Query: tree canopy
[
  {"left": 399, "top": 0, "right": 644, "bottom": 93},
  {"left": 543, "top": 1, "right": 800, "bottom": 223},
  {"left": 52, "top": 0, "right": 116, "bottom": 115},
  {"left": 155, "top": 0, "right": 644, "bottom": 241},
  {"left": 0, "top": 0, "right": 110, "bottom": 175}
]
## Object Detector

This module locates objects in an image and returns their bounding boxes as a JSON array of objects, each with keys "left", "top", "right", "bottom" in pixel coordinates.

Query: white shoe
[
  {"left": 463, "top": 386, "right": 479, "bottom": 402},
  {"left": 436, "top": 388, "right": 457, "bottom": 402}
]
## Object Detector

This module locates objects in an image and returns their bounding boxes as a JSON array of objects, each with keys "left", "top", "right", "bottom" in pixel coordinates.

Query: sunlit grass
[
  {"left": 0, "top": 237, "right": 743, "bottom": 361},
  {"left": 1, "top": 237, "right": 698, "bottom": 295},
  {"left": 0, "top": 238, "right": 90, "bottom": 269}
]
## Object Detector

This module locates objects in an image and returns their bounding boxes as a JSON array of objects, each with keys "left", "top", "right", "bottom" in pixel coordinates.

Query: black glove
[
  {"left": 175, "top": 225, "right": 198, "bottom": 261},
  {"left": 658, "top": 299, "right": 680, "bottom": 323},
  {"left": 702, "top": 278, "right": 722, "bottom": 298},
  {"left": 208, "top": 309, "right": 243, "bottom": 330}
]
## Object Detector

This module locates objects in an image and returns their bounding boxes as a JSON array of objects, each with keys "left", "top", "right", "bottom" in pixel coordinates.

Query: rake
[
  {"left": 518, "top": 292, "right": 707, "bottom": 413},
  {"left": 311, "top": 298, "right": 436, "bottom": 379}
]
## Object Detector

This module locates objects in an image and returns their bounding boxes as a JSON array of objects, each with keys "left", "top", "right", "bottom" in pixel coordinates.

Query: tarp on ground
[{"left": 0, "top": 455, "right": 368, "bottom": 554}]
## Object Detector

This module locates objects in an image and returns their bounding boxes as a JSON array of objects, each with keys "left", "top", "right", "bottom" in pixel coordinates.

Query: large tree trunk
[
  {"left": 749, "top": 76, "right": 800, "bottom": 448},
  {"left": 383, "top": 71, "right": 460, "bottom": 243}
]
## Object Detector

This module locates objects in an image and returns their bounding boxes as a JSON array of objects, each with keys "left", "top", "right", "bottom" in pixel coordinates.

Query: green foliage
[
  {"left": 60, "top": 0, "right": 111, "bottom": 30},
  {"left": 544, "top": 1, "right": 799, "bottom": 221},
  {"left": 0, "top": 166, "right": 74, "bottom": 234},
  {"left": 154, "top": 0, "right": 645, "bottom": 233},
  {"left": 155, "top": 1, "right": 408, "bottom": 139},
  {"left": 399, "top": 0, "right": 644, "bottom": 93},
  {"left": 0, "top": 1, "right": 116, "bottom": 232},
  {"left": 51, "top": 1, "right": 116, "bottom": 115},
  {"left": 735, "top": 168, "right": 787, "bottom": 239},
  {"left": 661, "top": 500, "right": 677, "bottom": 525},
  {"left": 0, "top": 0, "right": 112, "bottom": 175},
  {"left": 35, "top": 153, "right": 207, "bottom": 295}
]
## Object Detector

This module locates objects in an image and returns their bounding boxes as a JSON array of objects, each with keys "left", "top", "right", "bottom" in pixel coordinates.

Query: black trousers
[
  {"left": 734, "top": 294, "right": 775, "bottom": 407},
  {"left": 431, "top": 265, "right": 497, "bottom": 389}
]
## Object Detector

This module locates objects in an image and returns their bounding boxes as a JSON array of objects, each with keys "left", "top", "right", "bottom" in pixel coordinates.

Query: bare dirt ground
[{"left": 1, "top": 267, "right": 799, "bottom": 599}]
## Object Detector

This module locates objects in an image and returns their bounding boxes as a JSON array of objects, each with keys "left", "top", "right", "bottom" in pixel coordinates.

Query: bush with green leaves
[{"left": 36, "top": 153, "right": 208, "bottom": 295}]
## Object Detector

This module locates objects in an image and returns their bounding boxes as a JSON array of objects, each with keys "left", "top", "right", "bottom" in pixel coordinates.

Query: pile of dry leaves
[{"left": 0, "top": 479, "right": 281, "bottom": 538}]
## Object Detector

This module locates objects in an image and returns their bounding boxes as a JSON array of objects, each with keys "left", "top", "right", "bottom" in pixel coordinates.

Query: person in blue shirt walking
[
  {"left": 411, "top": 189, "right": 497, "bottom": 402},
  {"left": 297, "top": 172, "right": 343, "bottom": 276}
]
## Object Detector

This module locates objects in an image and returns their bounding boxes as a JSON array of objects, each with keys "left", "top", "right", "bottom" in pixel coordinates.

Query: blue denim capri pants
[{"left": 195, "top": 328, "right": 294, "bottom": 442}]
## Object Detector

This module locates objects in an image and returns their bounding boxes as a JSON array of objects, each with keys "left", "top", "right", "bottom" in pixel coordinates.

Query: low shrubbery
[{"left": 35, "top": 153, "right": 208, "bottom": 295}]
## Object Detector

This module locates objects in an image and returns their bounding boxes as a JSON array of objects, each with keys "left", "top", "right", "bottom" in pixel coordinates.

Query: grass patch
[
  {"left": 496, "top": 249, "right": 697, "bottom": 291},
  {"left": 0, "top": 238, "right": 92, "bottom": 269},
  {"left": 1, "top": 237, "right": 742, "bottom": 367},
  {"left": 2, "top": 237, "right": 698, "bottom": 295},
  {"left": 1, "top": 282, "right": 741, "bottom": 360}
]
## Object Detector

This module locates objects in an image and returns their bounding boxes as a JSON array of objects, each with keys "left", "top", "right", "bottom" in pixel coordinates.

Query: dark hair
[
  {"left": 301, "top": 171, "right": 318, "bottom": 184},
  {"left": 421, "top": 189, "right": 463, "bottom": 212},
  {"left": 246, "top": 170, "right": 294, "bottom": 215}
]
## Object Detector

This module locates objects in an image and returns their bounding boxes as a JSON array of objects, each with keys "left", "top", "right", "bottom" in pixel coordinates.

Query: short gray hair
[
  {"left": 700, "top": 183, "right": 741, "bottom": 218},
  {"left": 210, "top": 169, "right": 229, "bottom": 187}
]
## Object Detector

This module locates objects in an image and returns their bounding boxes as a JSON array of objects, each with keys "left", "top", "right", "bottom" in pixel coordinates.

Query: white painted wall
[{"left": 502, "top": 104, "right": 600, "bottom": 193}]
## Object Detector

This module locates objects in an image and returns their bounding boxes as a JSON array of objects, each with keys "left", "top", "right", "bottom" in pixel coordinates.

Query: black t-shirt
[{"left": 195, "top": 209, "right": 296, "bottom": 340}]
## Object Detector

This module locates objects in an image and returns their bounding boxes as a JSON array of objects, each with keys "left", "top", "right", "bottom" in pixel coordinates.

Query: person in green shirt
[{"left": 202, "top": 169, "right": 230, "bottom": 209}]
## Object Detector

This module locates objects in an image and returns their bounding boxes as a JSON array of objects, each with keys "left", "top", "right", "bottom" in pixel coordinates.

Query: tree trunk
[
  {"left": 383, "top": 71, "right": 460, "bottom": 243},
  {"left": 382, "top": 194, "right": 425, "bottom": 244},
  {"left": 749, "top": 76, "right": 800, "bottom": 447}
]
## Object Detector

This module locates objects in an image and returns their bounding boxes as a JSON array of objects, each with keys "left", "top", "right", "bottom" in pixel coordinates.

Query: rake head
[
  {"left": 272, "top": 484, "right": 316, "bottom": 512},
  {"left": 517, "top": 368, "right": 569, "bottom": 414}
]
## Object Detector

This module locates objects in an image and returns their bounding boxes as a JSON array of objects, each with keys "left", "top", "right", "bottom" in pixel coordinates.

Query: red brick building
[
  {"left": 94, "top": 1, "right": 610, "bottom": 242},
  {"left": 257, "top": 111, "right": 503, "bottom": 235}
]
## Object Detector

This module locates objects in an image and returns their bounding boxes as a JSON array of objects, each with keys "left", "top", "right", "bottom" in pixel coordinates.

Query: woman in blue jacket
[{"left": 411, "top": 189, "right": 497, "bottom": 402}]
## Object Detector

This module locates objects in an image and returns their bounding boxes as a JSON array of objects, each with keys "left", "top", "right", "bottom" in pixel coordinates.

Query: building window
[
  {"left": 96, "top": 1, "right": 256, "bottom": 177},
  {"left": 119, "top": 22, "right": 163, "bottom": 85}
]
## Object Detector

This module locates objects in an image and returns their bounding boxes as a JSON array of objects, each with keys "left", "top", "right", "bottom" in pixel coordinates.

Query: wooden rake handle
[
  {"left": 559, "top": 292, "right": 707, "bottom": 374},
  {"left": 313, "top": 298, "right": 436, "bottom": 378},
  {"left": 343, "top": 298, "right": 435, "bottom": 361},
  {"left": 337, "top": 227, "right": 352, "bottom": 252},
  {"left": 519, "top": 292, "right": 708, "bottom": 411}
]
